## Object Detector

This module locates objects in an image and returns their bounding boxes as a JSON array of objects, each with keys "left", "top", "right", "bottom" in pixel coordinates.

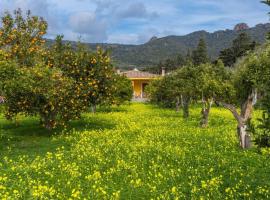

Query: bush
[
  {"left": 112, "top": 74, "right": 133, "bottom": 106},
  {"left": 146, "top": 77, "right": 176, "bottom": 108},
  {"left": 253, "top": 93, "right": 270, "bottom": 148}
]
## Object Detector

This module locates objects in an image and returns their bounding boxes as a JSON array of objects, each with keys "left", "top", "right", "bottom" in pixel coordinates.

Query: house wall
[{"left": 132, "top": 79, "right": 150, "bottom": 98}]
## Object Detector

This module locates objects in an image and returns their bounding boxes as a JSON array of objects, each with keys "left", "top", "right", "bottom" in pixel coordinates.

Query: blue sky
[{"left": 0, "top": 0, "right": 269, "bottom": 44}]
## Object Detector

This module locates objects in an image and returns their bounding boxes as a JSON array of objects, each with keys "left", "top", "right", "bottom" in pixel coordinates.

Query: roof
[{"left": 121, "top": 68, "right": 159, "bottom": 79}]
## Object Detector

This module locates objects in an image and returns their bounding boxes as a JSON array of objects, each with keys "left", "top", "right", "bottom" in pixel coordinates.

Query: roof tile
[{"left": 121, "top": 69, "right": 159, "bottom": 79}]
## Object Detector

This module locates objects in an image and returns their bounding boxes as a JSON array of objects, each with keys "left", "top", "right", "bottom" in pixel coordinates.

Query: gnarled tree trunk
[
  {"left": 217, "top": 89, "right": 257, "bottom": 149},
  {"left": 200, "top": 97, "right": 213, "bottom": 128}
]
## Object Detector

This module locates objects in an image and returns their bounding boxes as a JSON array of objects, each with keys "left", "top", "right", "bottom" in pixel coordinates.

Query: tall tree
[
  {"left": 165, "top": 65, "right": 201, "bottom": 118},
  {"left": 219, "top": 33, "right": 256, "bottom": 67},
  {"left": 192, "top": 38, "right": 209, "bottom": 66},
  {"left": 175, "top": 54, "right": 186, "bottom": 67},
  {"left": 262, "top": 0, "right": 270, "bottom": 7}
]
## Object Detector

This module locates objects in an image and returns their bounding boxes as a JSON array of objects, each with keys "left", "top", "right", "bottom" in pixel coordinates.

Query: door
[{"left": 142, "top": 83, "right": 149, "bottom": 98}]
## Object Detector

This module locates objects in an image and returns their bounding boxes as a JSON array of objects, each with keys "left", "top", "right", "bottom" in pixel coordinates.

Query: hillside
[
  {"left": 48, "top": 23, "right": 270, "bottom": 69},
  {"left": 95, "top": 23, "right": 270, "bottom": 69}
]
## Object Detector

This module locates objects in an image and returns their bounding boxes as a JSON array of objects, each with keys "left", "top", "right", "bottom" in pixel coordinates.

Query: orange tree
[
  {"left": 1, "top": 10, "right": 130, "bottom": 129},
  {"left": 0, "top": 11, "right": 83, "bottom": 129},
  {"left": 0, "top": 9, "right": 47, "bottom": 67},
  {"left": 0, "top": 64, "right": 81, "bottom": 129},
  {"left": 45, "top": 36, "right": 125, "bottom": 112}
]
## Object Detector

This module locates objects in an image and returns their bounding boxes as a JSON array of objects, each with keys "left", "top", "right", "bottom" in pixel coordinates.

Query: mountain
[{"left": 49, "top": 23, "right": 270, "bottom": 70}]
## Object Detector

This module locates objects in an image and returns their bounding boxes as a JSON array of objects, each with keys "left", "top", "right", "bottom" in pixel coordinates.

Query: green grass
[{"left": 0, "top": 103, "right": 270, "bottom": 199}]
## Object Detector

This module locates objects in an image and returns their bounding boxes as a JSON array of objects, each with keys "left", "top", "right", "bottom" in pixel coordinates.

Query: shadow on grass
[
  {"left": 1, "top": 113, "right": 116, "bottom": 136},
  {"left": 96, "top": 105, "right": 129, "bottom": 113},
  {"left": 0, "top": 113, "right": 116, "bottom": 155}
]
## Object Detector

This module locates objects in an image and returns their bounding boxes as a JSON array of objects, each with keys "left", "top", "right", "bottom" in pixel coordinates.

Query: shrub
[
  {"left": 146, "top": 77, "right": 176, "bottom": 108},
  {"left": 252, "top": 91, "right": 270, "bottom": 148},
  {"left": 112, "top": 74, "right": 133, "bottom": 106}
]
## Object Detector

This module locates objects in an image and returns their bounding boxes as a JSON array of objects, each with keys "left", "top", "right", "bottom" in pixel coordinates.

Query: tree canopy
[
  {"left": 0, "top": 9, "right": 132, "bottom": 129},
  {"left": 218, "top": 33, "right": 257, "bottom": 67}
]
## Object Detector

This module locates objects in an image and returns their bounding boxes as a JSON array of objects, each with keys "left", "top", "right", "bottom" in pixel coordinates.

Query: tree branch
[{"left": 216, "top": 101, "right": 243, "bottom": 124}]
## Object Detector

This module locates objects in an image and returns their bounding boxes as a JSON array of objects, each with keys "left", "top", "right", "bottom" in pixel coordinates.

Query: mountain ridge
[{"left": 48, "top": 23, "right": 270, "bottom": 69}]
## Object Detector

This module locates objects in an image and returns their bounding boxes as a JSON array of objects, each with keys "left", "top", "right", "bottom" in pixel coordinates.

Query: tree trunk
[
  {"left": 183, "top": 96, "right": 190, "bottom": 118},
  {"left": 237, "top": 124, "right": 251, "bottom": 149},
  {"left": 91, "top": 104, "right": 97, "bottom": 113},
  {"left": 217, "top": 89, "right": 257, "bottom": 149},
  {"left": 176, "top": 96, "right": 180, "bottom": 112},
  {"left": 180, "top": 95, "right": 184, "bottom": 108},
  {"left": 41, "top": 112, "right": 56, "bottom": 130},
  {"left": 200, "top": 101, "right": 212, "bottom": 128}
]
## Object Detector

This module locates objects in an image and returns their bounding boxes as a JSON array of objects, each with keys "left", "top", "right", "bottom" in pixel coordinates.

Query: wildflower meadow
[{"left": 1, "top": 104, "right": 270, "bottom": 199}]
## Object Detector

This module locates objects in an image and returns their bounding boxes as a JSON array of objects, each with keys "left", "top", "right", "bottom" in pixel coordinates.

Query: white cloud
[
  {"left": 116, "top": 2, "right": 158, "bottom": 19},
  {"left": 69, "top": 11, "right": 108, "bottom": 42},
  {"left": 0, "top": 0, "right": 269, "bottom": 44}
]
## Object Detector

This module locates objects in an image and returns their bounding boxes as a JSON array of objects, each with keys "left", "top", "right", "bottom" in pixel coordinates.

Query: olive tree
[
  {"left": 146, "top": 76, "right": 177, "bottom": 109},
  {"left": 198, "top": 61, "right": 233, "bottom": 127},
  {"left": 216, "top": 45, "right": 270, "bottom": 148}
]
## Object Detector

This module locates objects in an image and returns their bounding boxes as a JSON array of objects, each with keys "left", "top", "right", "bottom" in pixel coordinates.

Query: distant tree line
[{"left": 144, "top": 31, "right": 258, "bottom": 74}]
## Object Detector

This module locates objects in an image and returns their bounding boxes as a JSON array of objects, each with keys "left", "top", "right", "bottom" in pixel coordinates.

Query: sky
[{"left": 0, "top": 0, "right": 269, "bottom": 44}]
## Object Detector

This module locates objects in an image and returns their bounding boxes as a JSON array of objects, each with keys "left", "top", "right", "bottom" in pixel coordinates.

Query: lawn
[{"left": 0, "top": 103, "right": 270, "bottom": 199}]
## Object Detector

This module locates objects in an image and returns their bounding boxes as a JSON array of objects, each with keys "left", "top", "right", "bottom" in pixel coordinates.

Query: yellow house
[{"left": 120, "top": 68, "right": 163, "bottom": 99}]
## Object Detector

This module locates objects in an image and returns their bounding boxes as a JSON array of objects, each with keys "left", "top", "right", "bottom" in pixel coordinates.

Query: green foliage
[
  {"left": 142, "top": 53, "right": 188, "bottom": 74},
  {"left": 245, "top": 44, "right": 270, "bottom": 147},
  {"left": 231, "top": 44, "right": 270, "bottom": 106},
  {"left": 46, "top": 38, "right": 117, "bottom": 109},
  {"left": 192, "top": 38, "right": 209, "bottom": 65},
  {"left": 147, "top": 59, "right": 235, "bottom": 126},
  {"left": 146, "top": 77, "right": 176, "bottom": 108},
  {"left": 86, "top": 25, "right": 270, "bottom": 69},
  {"left": 0, "top": 57, "right": 19, "bottom": 95},
  {"left": 146, "top": 63, "right": 204, "bottom": 111},
  {"left": 254, "top": 110, "right": 270, "bottom": 148},
  {"left": 147, "top": 63, "right": 203, "bottom": 118},
  {"left": 0, "top": 11, "right": 122, "bottom": 129},
  {"left": 219, "top": 33, "right": 257, "bottom": 67},
  {"left": 113, "top": 74, "right": 133, "bottom": 105},
  {"left": 147, "top": 61, "right": 232, "bottom": 107},
  {"left": 2, "top": 65, "right": 81, "bottom": 129}
]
